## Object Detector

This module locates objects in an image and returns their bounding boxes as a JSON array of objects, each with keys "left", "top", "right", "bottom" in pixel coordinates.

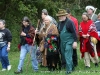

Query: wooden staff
[
  {"left": 91, "top": 8, "right": 97, "bottom": 20},
  {"left": 33, "top": 19, "right": 40, "bottom": 45},
  {"left": 26, "top": 19, "right": 40, "bottom": 73}
]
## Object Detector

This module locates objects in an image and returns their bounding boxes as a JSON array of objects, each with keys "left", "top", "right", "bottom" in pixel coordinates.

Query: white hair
[{"left": 44, "top": 15, "right": 52, "bottom": 22}]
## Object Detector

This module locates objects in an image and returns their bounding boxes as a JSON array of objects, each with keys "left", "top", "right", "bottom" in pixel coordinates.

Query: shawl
[{"left": 79, "top": 20, "right": 99, "bottom": 58}]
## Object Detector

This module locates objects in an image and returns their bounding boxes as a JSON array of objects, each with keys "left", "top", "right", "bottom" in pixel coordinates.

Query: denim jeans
[
  {"left": 0, "top": 45, "right": 10, "bottom": 69},
  {"left": 17, "top": 44, "right": 38, "bottom": 71}
]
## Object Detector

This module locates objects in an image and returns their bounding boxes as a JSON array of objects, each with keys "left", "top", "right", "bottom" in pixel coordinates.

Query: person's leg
[
  {"left": 89, "top": 54, "right": 95, "bottom": 63},
  {"left": 92, "top": 56, "right": 99, "bottom": 67},
  {"left": 65, "top": 44, "right": 73, "bottom": 73},
  {"left": 17, "top": 45, "right": 27, "bottom": 71},
  {"left": 0, "top": 47, "right": 6, "bottom": 70},
  {"left": 52, "top": 54, "right": 58, "bottom": 71},
  {"left": 1, "top": 45, "right": 9, "bottom": 69},
  {"left": 84, "top": 52, "right": 90, "bottom": 67},
  {"left": 29, "top": 45, "right": 38, "bottom": 71},
  {"left": 46, "top": 55, "right": 52, "bottom": 71},
  {"left": 72, "top": 49, "right": 78, "bottom": 67},
  {"left": 60, "top": 42, "right": 66, "bottom": 68}
]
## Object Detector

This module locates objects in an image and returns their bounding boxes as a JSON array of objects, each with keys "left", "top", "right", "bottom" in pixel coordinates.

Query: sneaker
[
  {"left": 14, "top": 69, "right": 23, "bottom": 74},
  {"left": 2, "top": 68, "right": 6, "bottom": 71},
  {"left": 7, "top": 65, "right": 12, "bottom": 71}
]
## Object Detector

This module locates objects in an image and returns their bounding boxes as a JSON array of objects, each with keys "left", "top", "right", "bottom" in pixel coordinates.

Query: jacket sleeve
[
  {"left": 6, "top": 29, "right": 12, "bottom": 42},
  {"left": 67, "top": 21, "right": 77, "bottom": 42}
]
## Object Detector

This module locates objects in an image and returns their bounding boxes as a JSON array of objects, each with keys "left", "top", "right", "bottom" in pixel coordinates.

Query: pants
[
  {"left": 84, "top": 52, "right": 90, "bottom": 67},
  {"left": 0, "top": 45, "right": 10, "bottom": 69},
  {"left": 61, "top": 42, "right": 73, "bottom": 72},
  {"left": 84, "top": 51, "right": 99, "bottom": 67},
  {"left": 17, "top": 44, "right": 38, "bottom": 71},
  {"left": 89, "top": 54, "right": 99, "bottom": 63},
  {"left": 61, "top": 49, "right": 78, "bottom": 68},
  {"left": 72, "top": 49, "right": 78, "bottom": 67}
]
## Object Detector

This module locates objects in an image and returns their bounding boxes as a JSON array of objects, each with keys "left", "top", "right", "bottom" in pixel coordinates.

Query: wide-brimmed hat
[
  {"left": 56, "top": 9, "right": 68, "bottom": 16},
  {"left": 85, "top": 6, "right": 95, "bottom": 11}
]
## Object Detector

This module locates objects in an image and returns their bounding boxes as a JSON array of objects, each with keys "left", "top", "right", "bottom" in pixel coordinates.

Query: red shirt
[
  {"left": 80, "top": 20, "right": 93, "bottom": 35},
  {"left": 70, "top": 16, "right": 78, "bottom": 34}
]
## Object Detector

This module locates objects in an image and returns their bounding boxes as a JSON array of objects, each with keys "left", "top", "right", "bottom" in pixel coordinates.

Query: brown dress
[{"left": 39, "top": 23, "right": 59, "bottom": 70}]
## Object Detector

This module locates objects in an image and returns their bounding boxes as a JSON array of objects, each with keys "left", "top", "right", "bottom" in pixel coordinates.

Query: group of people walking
[{"left": 0, "top": 5, "right": 100, "bottom": 75}]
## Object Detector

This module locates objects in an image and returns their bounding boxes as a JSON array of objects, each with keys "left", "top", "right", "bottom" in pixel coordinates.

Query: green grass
[{"left": 0, "top": 46, "right": 100, "bottom": 75}]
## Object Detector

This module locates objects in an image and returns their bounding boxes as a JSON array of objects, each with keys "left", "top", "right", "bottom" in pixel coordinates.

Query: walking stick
[
  {"left": 26, "top": 19, "right": 40, "bottom": 73},
  {"left": 91, "top": 8, "right": 97, "bottom": 20}
]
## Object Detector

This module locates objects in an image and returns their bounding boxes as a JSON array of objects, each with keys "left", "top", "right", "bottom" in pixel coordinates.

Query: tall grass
[{"left": 0, "top": 45, "right": 100, "bottom": 75}]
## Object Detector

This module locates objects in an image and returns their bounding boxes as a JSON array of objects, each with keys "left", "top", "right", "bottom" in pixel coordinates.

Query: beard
[{"left": 59, "top": 20, "right": 63, "bottom": 22}]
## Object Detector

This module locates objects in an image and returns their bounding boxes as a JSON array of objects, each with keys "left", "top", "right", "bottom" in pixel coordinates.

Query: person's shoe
[
  {"left": 95, "top": 63, "right": 99, "bottom": 67},
  {"left": 34, "top": 69, "right": 38, "bottom": 72},
  {"left": 85, "top": 66, "right": 90, "bottom": 69},
  {"left": 2, "top": 68, "right": 6, "bottom": 71},
  {"left": 66, "top": 71, "right": 72, "bottom": 74},
  {"left": 14, "top": 69, "right": 23, "bottom": 74},
  {"left": 52, "top": 66, "right": 55, "bottom": 71},
  {"left": 7, "top": 65, "right": 12, "bottom": 71}
]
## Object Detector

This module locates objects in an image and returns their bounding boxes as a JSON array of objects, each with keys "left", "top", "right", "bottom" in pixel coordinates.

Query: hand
[
  {"left": 72, "top": 42, "right": 77, "bottom": 49},
  {"left": 82, "top": 34, "right": 87, "bottom": 38},
  {"left": 35, "top": 28, "right": 39, "bottom": 34},
  {"left": 21, "top": 31, "right": 26, "bottom": 36},
  {"left": 7, "top": 47, "right": 10, "bottom": 52},
  {"left": 86, "top": 34, "right": 90, "bottom": 38}
]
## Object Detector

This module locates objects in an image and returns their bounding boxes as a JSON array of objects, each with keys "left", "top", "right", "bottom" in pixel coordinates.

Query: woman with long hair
[
  {"left": 79, "top": 13, "right": 99, "bottom": 68},
  {"left": 14, "top": 16, "right": 38, "bottom": 74},
  {"left": 39, "top": 15, "right": 60, "bottom": 71}
]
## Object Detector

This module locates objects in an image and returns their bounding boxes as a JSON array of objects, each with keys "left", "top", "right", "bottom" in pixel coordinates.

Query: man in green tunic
[{"left": 56, "top": 9, "right": 77, "bottom": 74}]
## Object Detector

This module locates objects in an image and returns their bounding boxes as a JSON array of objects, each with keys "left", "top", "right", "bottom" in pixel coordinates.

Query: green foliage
[{"left": 0, "top": 0, "right": 100, "bottom": 51}]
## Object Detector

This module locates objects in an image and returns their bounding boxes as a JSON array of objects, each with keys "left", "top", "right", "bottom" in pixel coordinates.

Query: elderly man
[
  {"left": 56, "top": 9, "right": 77, "bottom": 74},
  {"left": 86, "top": 6, "right": 99, "bottom": 66},
  {"left": 86, "top": 5, "right": 97, "bottom": 22}
]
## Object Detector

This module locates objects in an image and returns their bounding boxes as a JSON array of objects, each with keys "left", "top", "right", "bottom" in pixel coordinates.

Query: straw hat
[{"left": 56, "top": 9, "right": 68, "bottom": 16}]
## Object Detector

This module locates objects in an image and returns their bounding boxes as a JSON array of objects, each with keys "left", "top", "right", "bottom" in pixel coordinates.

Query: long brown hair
[{"left": 82, "top": 12, "right": 91, "bottom": 20}]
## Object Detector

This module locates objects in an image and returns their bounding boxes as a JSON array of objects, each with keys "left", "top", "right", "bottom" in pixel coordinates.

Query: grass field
[{"left": 0, "top": 46, "right": 100, "bottom": 75}]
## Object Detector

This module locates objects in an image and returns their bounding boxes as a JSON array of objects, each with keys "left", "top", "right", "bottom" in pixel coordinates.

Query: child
[{"left": 0, "top": 19, "right": 12, "bottom": 71}]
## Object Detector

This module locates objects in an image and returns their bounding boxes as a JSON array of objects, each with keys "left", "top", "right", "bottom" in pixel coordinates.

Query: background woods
[{"left": 0, "top": 0, "right": 100, "bottom": 51}]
